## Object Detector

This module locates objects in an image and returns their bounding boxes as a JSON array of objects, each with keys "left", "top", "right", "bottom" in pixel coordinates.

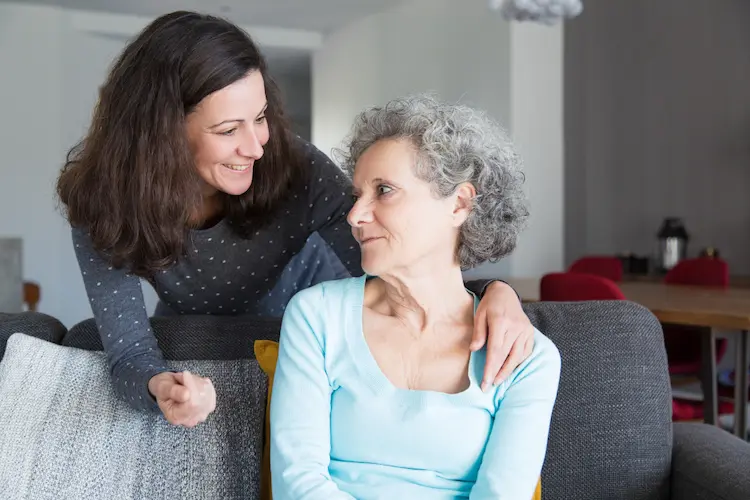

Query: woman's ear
[{"left": 452, "top": 182, "right": 476, "bottom": 227}]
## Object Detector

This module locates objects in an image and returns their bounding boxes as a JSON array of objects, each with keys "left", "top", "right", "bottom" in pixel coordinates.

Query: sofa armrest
[{"left": 671, "top": 422, "right": 750, "bottom": 500}]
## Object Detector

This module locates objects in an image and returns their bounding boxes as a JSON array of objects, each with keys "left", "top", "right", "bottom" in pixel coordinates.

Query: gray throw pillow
[{"left": 0, "top": 333, "right": 265, "bottom": 500}]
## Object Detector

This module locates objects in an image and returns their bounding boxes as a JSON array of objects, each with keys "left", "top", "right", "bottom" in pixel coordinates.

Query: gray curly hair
[{"left": 333, "top": 94, "right": 529, "bottom": 270}]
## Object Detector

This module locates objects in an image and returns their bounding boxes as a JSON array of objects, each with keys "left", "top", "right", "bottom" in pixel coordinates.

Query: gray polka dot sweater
[{"left": 72, "top": 142, "right": 362, "bottom": 411}]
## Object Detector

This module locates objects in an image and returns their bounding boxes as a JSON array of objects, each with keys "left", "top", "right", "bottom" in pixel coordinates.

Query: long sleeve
[
  {"left": 72, "top": 227, "right": 169, "bottom": 411},
  {"left": 269, "top": 287, "right": 356, "bottom": 500},
  {"left": 302, "top": 144, "right": 363, "bottom": 277},
  {"left": 470, "top": 330, "right": 561, "bottom": 499},
  {"left": 464, "top": 279, "right": 521, "bottom": 302}
]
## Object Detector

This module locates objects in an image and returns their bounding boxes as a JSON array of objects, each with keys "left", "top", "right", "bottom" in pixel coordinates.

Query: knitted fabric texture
[{"left": 0, "top": 333, "right": 265, "bottom": 500}]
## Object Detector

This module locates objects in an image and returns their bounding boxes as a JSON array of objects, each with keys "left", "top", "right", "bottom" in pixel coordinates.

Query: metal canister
[{"left": 657, "top": 217, "right": 689, "bottom": 272}]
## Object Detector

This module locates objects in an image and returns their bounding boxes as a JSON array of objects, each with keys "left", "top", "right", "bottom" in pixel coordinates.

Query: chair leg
[
  {"left": 700, "top": 329, "right": 718, "bottom": 425},
  {"left": 734, "top": 330, "right": 748, "bottom": 439}
]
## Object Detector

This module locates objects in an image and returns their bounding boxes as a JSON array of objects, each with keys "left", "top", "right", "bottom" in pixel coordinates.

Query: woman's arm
[
  {"left": 72, "top": 227, "right": 169, "bottom": 411},
  {"left": 270, "top": 286, "right": 356, "bottom": 500},
  {"left": 470, "top": 330, "right": 561, "bottom": 499},
  {"left": 472, "top": 281, "right": 535, "bottom": 389}
]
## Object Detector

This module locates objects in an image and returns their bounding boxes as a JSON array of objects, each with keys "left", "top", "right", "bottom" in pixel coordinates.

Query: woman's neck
[
  {"left": 190, "top": 192, "right": 224, "bottom": 228},
  {"left": 372, "top": 264, "right": 474, "bottom": 333}
]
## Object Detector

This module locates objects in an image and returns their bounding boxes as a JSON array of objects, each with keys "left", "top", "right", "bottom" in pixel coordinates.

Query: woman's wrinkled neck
[{"left": 369, "top": 259, "right": 473, "bottom": 333}]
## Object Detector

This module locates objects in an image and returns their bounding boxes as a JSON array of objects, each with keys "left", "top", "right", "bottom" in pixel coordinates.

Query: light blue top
[{"left": 270, "top": 275, "right": 561, "bottom": 499}]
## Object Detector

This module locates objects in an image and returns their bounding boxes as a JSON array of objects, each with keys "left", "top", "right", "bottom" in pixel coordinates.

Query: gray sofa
[{"left": 0, "top": 301, "right": 749, "bottom": 499}]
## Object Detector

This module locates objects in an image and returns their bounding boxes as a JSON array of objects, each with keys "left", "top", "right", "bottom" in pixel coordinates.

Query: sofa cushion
[
  {"left": 0, "top": 333, "right": 265, "bottom": 500},
  {"left": 524, "top": 300, "right": 672, "bottom": 500},
  {"left": 254, "top": 340, "right": 279, "bottom": 500}
]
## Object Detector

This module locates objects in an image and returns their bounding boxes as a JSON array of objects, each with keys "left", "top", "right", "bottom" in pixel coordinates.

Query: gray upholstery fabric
[
  {"left": 0, "top": 333, "right": 265, "bottom": 500},
  {"left": 523, "top": 300, "right": 673, "bottom": 500},
  {"left": 671, "top": 422, "right": 750, "bottom": 500},
  {"left": 0, "top": 312, "right": 67, "bottom": 359},
  {"left": 63, "top": 315, "right": 282, "bottom": 360}
]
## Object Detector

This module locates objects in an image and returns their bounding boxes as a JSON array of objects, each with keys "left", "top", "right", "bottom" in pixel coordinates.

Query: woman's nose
[
  {"left": 347, "top": 198, "right": 373, "bottom": 227},
  {"left": 239, "top": 129, "right": 263, "bottom": 159}
]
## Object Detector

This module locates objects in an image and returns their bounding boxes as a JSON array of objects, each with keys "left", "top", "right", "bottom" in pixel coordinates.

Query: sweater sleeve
[
  {"left": 302, "top": 144, "right": 363, "bottom": 277},
  {"left": 269, "top": 286, "right": 356, "bottom": 500},
  {"left": 470, "top": 330, "right": 561, "bottom": 499},
  {"left": 71, "top": 227, "right": 170, "bottom": 411},
  {"left": 464, "top": 279, "right": 522, "bottom": 302}
]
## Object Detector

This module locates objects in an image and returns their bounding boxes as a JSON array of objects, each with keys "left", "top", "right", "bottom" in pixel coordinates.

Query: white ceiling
[{"left": 13, "top": 0, "right": 407, "bottom": 33}]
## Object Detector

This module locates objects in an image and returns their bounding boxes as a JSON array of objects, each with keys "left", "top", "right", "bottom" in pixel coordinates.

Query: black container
[{"left": 656, "top": 217, "right": 689, "bottom": 272}]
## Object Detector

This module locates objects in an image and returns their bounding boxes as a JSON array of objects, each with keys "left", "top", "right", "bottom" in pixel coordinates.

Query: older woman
[{"left": 270, "top": 95, "right": 561, "bottom": 499}]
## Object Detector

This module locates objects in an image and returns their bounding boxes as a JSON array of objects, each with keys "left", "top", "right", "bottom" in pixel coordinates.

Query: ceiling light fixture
[{"left": 489, "top": 0, "right": 583, "bottom": 25}]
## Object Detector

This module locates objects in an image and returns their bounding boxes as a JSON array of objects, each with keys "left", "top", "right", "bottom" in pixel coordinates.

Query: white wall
[
  {"left": 312, "top": 0, "right": 563, "bottom": 279},
  {"left": 506, "top": 22, "right": 564, "bottom": 277},
  {"left": 1, "top": 4, "right": 70, "bottom": 325},
  {"left": 0, "top": 3, "right": 157, "bottom": 327}
]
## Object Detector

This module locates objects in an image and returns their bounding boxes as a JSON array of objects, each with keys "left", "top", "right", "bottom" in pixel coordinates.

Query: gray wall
[
  {"left": 565, "top": 0, "right": 750, "bottom": 274},
  {"left": 0, "top": 238, "right": 22, "bottom": 313},
  {"left": 268, "top": 56, "right": 312, "bottom": 142}
]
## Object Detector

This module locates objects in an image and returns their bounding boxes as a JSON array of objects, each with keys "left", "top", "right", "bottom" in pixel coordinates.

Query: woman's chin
[
  {"left": 361, "top": 257, "right": 388, "bottom": 277},
  {"left": 221, "top": 183, "right": 252, "bottom": 196},
  {"left": 216, "top": 176, "right": 254, "bottom": 196}
]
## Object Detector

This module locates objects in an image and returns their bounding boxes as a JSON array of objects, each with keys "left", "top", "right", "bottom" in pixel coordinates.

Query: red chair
[
  {"left": 663, "top": 257, "right": 730, "bottom": 421},
  {"left": 569, "top": 256, "right": 623, "bottom": 282},
  {"left": 540, "top": 272, "right": 626, "bottom": 302},
  {"left": 664, "top": 258, "right": 729, "bottom": 288},
  {"left": 672, "top": 398, "right": 734, "bottom": 422}
]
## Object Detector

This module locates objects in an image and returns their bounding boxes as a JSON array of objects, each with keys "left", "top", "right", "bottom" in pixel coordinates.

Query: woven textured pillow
[
  {"left": 0, "top": 333, "right": 266, "bottom": 500},
  {"left": 0, "top": 312, "right": 67, "bottom": 359}
]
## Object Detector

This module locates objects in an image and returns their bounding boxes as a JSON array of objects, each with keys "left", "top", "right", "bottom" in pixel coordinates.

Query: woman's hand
[
  {"left": 472, "top": 281, "right": 535, "bottom": 391},
  {"left": 148, "top": 371, "right": 217, "bottom": 427}
]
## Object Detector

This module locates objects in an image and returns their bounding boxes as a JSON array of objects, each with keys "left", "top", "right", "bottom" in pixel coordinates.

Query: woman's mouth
[
  {"left": 360, "top": 237, "right": 383, "bottom": 245},
  {"left": 223, "top": 164, "right": 251, "bottom": 172}
]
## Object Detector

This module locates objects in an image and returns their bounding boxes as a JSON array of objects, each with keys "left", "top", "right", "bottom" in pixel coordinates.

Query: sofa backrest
[
  {"left": 524, "top": 300, "right": 672, "bottom": 500},
  {"left": 64, "top": 314, "right": 282, "bottom": 359}
]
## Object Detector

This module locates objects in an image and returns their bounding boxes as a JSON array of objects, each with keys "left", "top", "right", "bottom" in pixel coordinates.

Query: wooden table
[
  {"left": 623, "top": 273, "right": 750, "bottom": 289},
  {"left": 507, "top": 278, "right": 750, "bottom": 439}
]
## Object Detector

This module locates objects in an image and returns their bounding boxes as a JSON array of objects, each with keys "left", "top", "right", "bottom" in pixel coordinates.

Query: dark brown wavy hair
[{"left": 57, "top": 11, "right": 304, "bottom": 277}]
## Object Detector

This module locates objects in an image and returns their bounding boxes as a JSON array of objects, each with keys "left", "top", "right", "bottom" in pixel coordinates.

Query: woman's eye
[
  {"left": 377, "top": 185, "right": 393, "bottom": 196},
  {"left": 220, "top": 128, "right": 237, "bottom": 136},
  {"left": 255, "top": 116, "right": 267, "bottom": 124}
]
